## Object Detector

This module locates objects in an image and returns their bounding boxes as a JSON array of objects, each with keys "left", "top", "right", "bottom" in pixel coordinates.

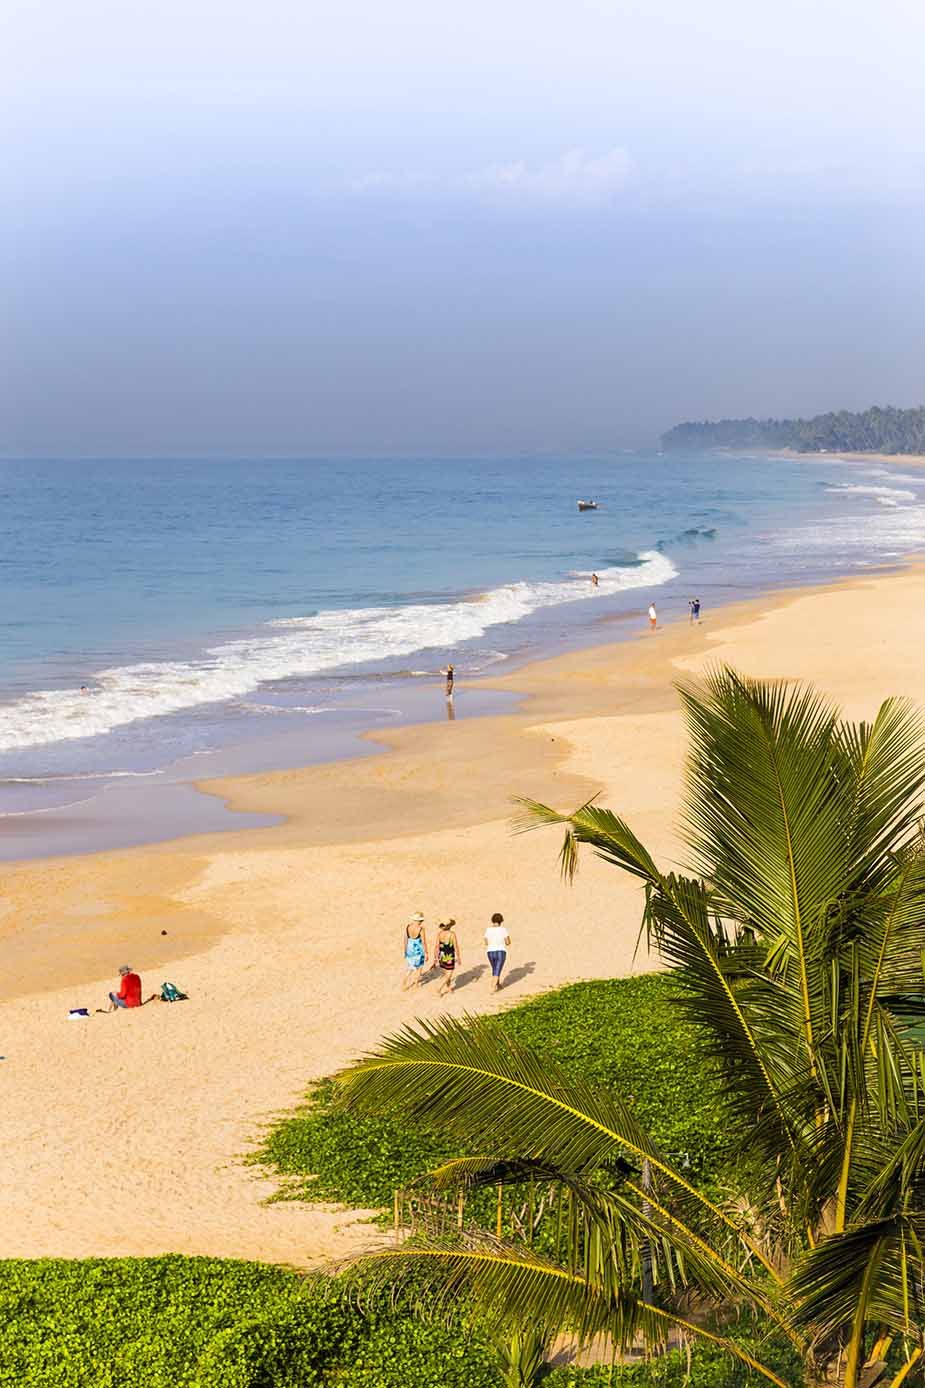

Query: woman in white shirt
[{"left": 484, "top": 912, "right": 511, "bottom": 992}]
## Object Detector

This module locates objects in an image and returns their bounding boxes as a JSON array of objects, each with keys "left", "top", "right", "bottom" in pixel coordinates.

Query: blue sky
[{"left": 5, "top": 0, "right": 925, "bottom": 455}]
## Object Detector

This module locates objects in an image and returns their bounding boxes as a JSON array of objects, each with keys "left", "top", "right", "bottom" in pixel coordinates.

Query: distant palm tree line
[
  {"left": 661, "top": 405, "right": 925, "bottom": 455},
  {"left": 337, "top": 671, "right": 925, "bottom": 1388}
]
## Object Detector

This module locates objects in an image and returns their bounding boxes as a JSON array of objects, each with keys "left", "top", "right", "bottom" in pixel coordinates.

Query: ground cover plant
[
  {"left": 0, "top": 1255, "right": 501, "bottom": 1388},
  {"left": 0, "top": 1255, "right": 798, "bottom": 1386},
  {"left": 334, "top": 671, "right": 925, "bottom": 1388},
  {"left": 256, "top": 974, "right": 736, "bottom": 1213}
]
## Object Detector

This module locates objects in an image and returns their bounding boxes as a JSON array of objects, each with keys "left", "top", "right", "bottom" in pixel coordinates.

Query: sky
[{"left": 4, "top": 0, "right": 925, "bottom": 456}]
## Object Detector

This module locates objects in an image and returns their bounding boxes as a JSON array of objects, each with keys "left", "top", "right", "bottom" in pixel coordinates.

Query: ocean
[{"left": 1, "top": 451, "right": 922, "bottom": 854}]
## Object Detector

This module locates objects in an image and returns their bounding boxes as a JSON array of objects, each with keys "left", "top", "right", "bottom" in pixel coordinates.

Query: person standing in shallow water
[
  {"left": 648, "top": 602, "right": 658, "bottom": 630},
  {"left": 484, "top": 912, "right": 511, "bottom": 992},
  {"left": 689, "top": 597, "right": 701, "bottom": 623},
  {"left": 434, "top": 919, "right": 460, "bottom": 995},
  {"left": 402, "top": 912, "right": 428, "bottom": 990},
  {"left": 444, "top": 664, "right": 455, "bottom": 699}
]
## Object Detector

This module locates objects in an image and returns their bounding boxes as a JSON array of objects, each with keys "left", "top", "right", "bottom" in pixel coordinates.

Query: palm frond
[
  {"left": 837, "top": 697, "right": 925, "bottom": 874},
  {"left": 643, "top": 873, "right": 811, "bottom": 1160},
  {"left": 788, "top": 1217, "right": 925, "bottom": 1339},
  {"left": 335, "top": 1013, "right": 780, "bottom": 1278},
  {"left": 420, "top": 1154, "right": 801, "bottom": 1343},
  {"left": 340, "top": 1242, "right": 792, "bottom": 1388},
  {"left": 854, "top": 1114, "right": 925, "bottom": 1221},
  {"left": 513, "top": 797, "right": 660, "bottom": 885},
  {"left": 676, "top": 668, "right": 847, "bottom": 1071}
]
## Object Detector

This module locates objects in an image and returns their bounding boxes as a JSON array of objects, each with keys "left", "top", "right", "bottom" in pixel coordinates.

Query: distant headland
[{"left": 661, "top": 405, "right": 925, "bottom": 455}]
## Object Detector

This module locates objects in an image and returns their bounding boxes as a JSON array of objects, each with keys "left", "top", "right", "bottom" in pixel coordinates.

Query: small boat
[{"left": 577, "top": 499, "right": 599, "bottom": 511}]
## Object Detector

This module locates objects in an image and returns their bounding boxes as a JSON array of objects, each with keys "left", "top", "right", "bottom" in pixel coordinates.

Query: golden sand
[{"left": 0, "top": 566, "right": 920, "bottom": 1265}]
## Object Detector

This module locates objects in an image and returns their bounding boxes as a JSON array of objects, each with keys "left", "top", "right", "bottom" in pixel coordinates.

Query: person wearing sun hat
[
  {"left": 106, "top": 964, "right": 142, "bottom": 1011},
  {"left": 402, "top": 912, "right": 428, "bottom": 989}
]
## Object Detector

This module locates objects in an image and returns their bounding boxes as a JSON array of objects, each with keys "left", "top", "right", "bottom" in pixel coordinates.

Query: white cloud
[
  {"left": 462, "top": 147, "right": 633, "bottom": 204},
  {"left": 346, "top": 147, "right": 633, "bottom": 207}
]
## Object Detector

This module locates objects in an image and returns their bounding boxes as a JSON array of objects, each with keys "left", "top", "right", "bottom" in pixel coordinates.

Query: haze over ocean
[{"left": 5, "top": 1, "right": 925, "bottom": 459}]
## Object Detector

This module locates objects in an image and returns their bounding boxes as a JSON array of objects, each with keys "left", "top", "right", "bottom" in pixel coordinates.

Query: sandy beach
[
  {"left": 774, "top": 449, "right": 925, "bottom": 467},
  {"left": 2, "top": 564, "right": 924, "bottom": 1268}
]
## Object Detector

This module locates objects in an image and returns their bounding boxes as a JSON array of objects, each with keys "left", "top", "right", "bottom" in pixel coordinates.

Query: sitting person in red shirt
[{"left": 107, "top": 965, "right": 142, "bottom": 1011}]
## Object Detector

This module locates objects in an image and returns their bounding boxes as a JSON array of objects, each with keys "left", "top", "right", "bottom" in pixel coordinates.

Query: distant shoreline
[
  {"left": 695, "top": 446, "right": 925, "bottom": 467},
  {"left": 775, "top": 448, "right": 925, "bottom": 466}
]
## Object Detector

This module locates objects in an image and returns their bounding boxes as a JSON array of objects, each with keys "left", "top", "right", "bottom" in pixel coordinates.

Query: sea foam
[
  {"left": 825, "top": 483, "right": 916, "bottom": 504},
  {"left": 0, "top": 552, "right": 677, "bottom": 752}
]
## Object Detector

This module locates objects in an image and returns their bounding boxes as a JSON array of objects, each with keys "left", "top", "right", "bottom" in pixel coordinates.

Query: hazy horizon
[{"left": 6, "top": 0, "right": 925, "bottom": 457}]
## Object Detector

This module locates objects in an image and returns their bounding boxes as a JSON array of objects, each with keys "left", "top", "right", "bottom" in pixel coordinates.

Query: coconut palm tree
[{"left": 336, "top": 671, "right": 925, "bottom": 1387}]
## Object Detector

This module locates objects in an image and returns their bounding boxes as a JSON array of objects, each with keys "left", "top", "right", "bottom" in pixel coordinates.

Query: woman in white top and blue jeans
[{"left": 484, "top": 911, "right": 511, "bottom": 992}]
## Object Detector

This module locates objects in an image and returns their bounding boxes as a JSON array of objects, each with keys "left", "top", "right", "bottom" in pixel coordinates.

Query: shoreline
[
  {"left": 771, "top": 447, "right": 925, "bottom": 466},
  {"left": 3, "top": 559, "right": 925, "bottom": 1267},
  {"left": 3, "top": 441, "right": 922, "bottom": 864},
  {"left": 195, "top": 581, "right": 824, "bottom": 846},
  {"left": 0, "top": 575, "right": 836, "bottom": 1005},
  {"left": 0, "top": 560, "right": 889, "bottom": 867}
]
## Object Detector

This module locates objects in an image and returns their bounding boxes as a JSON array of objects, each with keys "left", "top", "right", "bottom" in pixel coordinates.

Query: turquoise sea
[{"left": 1, "top": 451, "right": 922, "bottom": 853}]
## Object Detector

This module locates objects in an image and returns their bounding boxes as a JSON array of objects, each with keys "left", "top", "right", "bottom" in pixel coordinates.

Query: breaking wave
[
  {"left": 825, "top": 483, "right": 916, "bottom": 506},
  {"left": 0, "top": 551, "right": 677, "bottom": 752}
]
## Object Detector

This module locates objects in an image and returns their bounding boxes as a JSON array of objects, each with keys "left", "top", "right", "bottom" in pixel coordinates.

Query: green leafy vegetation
[
  {"left": 544, "top": 1332, "right": 804, "bottom": 1386},
  {"left": 0, "top": 1255, "right": 800, "bottom": 1386},
  {"left": 255, "top": 975, "right": 735, "bottom": 1211},
  {"left": 0, "top": 1255, "right": 500, "bottom": 1387},
  {"left": 661, "top": 403, "right": 925, "bottom": 454}
]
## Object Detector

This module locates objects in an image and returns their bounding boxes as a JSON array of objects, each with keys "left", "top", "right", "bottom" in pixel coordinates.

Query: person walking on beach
[
  {"left": 444, "top": 665, "right": 455, "bottom": 699},
  {"left": 402, "top": 912, "right": 428, "bottom": 990},
  {"left": 434, "top": 919, "right": 460, "bottom": 995},
  {"left": 104, "top": 965, "right": 142, "bottom": 1012},
  {"left": 648, "top": 602, "right": 658, "bottom": 630},
  {"left": 484, "top": 912, "right": 511, "bottom": 992},
  {"left": 689, "top": 597, "right": 701, "bottom": 623}
]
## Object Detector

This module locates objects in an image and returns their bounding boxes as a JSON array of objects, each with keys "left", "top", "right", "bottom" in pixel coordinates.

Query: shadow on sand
[
  {"left": 451, "top": 964, "right": 488, "bottom": 990},
  {"left": 411, "top": 959, "right": 537, "bottom": 994},
  {"left": 501, "top": 960, "right": 536, "bottom": 988}
]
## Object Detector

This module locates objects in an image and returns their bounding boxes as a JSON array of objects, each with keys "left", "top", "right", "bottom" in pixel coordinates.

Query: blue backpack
[{"left": 160, "top": 981, "right": 188, "bottom": 1002}]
